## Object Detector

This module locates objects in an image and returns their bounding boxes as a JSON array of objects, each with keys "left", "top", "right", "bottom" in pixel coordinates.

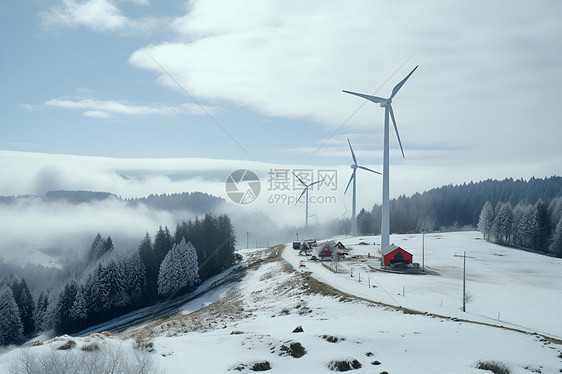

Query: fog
[{"left": 1, "top": 149, "right": 534, "bottom": 274}]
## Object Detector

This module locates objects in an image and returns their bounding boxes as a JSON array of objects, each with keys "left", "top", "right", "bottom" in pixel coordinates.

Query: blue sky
[{"left": 1, "top": 0, "right": 562, "bottom": 199}]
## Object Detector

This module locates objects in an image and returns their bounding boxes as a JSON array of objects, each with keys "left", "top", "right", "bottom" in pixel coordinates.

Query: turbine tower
[
  {"left": 343, "top": 65, "right": 418, "bottom": 249},
  {"left": 294, "top": 172, "right": 324, "bottom": 230},
  {"left": 344, "top": 138, "right": 381, "bottom": 237}
]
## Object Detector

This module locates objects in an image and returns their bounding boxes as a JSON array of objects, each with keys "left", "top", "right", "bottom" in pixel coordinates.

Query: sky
[{"left": 1, "top": 1, "right": 562, "bottom": 260}]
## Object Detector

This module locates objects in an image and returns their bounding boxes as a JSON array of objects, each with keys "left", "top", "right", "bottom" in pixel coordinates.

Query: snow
[
  {"left": 1, "top": 233, "right": 561, "bottom": 373},
  {"left": 283, "top": 231, "right": 562, "bottom": 339}
]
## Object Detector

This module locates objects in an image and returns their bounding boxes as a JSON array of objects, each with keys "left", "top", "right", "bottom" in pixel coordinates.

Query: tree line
[
  {"left": 0, "top": 190, "right": 225, "bottom": 215},
  {"left": 354, "top": 176, "right": 562, "bottom": 235},
  {"left": 0, "top": 213, "right": 237, "bottom": 346},
  {"left": 477, "top": 198, "right": 562, "bottom": 256}
]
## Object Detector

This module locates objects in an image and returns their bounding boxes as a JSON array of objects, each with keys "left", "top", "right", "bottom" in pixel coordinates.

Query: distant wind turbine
[
  {"left": 344, "top": 138, "right": 381, "bottom": 237},
  {"left": 343, "top": 65, "right": 418, "bottom": 249},
  {"left": 294, "top": 172, "right": 324, "bottom": 230}
]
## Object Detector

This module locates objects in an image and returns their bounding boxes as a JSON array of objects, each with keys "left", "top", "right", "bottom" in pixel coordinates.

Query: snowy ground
[
  {"left": 284, "top": 231, "right": 562, "bottom": 339},
  {"left": 1, "top": 233, "right": 561, "bottom": 373}
]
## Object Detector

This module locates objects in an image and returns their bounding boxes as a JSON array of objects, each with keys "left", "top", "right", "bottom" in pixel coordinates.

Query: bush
[
  {"left": 476, "top": 360, "right": 511, "bottom": 374},
  {"left": 10, "top": 343, "right": 158, "bottom": 374}
]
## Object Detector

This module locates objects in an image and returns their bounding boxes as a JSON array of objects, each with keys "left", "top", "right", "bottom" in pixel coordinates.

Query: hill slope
[{"left": 1, "top": 234, "right": 561, "bottom": 373}]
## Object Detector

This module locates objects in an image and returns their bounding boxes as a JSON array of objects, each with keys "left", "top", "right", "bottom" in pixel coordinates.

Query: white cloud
[
  {"left": 128, "top": 0, "right": 562, "bottom": 174},
  {"left": 43, "top": 97, "right": 210, "bottom": 118},
  {"left": 39, "top": 0, "right": 164, "bottom": 34},
  {"left": 40, "top": 0, "right": 129, "bottom": 31}
]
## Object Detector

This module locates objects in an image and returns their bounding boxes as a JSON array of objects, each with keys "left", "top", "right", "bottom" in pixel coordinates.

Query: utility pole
[
  {"left": 421, "top": 229, "right": 426, "bottom": 272},
  {"left": 454, "top": 251, "right": 475, "bottom": 312},
  {"left": 246, "top": 231, "right": 250, "bottom": 249}
]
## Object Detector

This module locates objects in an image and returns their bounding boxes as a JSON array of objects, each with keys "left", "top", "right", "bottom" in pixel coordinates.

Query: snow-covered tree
[
  {"left": 70, "top": 285, "right": 88, "bottom": 321},
  {"left": 124, "top": 252, "right": 145, "bottom": 305},
  {"left": 0, "top": 285, "right": 23, "bottom": 345},
  {"left": 99, "top": 258, "right": 130, "bottom": 311},
  {"left": 491, "top": 202, "right": 513, "bottom": 243},
  {"left": 477, "top": 201, "right": 494, "bottom": 240},
  {"left": 549, "top": 217, "right": 562, "bottom": 257},
  {"left": 158, "top": 238, "right": 200, "bottom": 297}
]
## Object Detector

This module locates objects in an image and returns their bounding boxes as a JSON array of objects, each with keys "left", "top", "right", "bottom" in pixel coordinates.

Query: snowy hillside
[
  {"left": 284, "top": 231, "right": 562, "bottom": 339},
  {"left": 1, "top": 232, "right": 561, "bottom": 373}
]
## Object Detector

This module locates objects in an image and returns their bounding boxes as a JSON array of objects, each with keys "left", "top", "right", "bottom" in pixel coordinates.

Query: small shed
[{"left": 381, "top": 244, "right": 413, "bottom": 267}]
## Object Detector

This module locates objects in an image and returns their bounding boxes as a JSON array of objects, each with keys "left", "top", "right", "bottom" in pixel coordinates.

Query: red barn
[{"left": 381, "top": 244, "right": 413, "bottom": 267}]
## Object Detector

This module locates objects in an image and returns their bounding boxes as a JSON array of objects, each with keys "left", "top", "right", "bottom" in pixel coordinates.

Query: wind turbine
[
  {"left": 344, "top": 138, "right": 381, "bottom": 237},
  {"left": 294, "top": 172, "right": 324, "bottom": 230},
  {"left": 343, "top": 65, "right": 418, "bottom": 249}
]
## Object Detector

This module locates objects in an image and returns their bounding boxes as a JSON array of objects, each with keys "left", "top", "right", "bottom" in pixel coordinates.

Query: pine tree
[
  {"left": 55, "top": 282, "right": 78, "bottom": 334},
  {"left": 534, "top": 200, "right": 551, "bottom": 252},
  {"left": 0, "top": 285, "right": 24, "bottom": 345},
  {"left": 87, "top": 233, "right": 105, "bottom": 262},
  {"left": 491, "top": 203, "right": 513, "bottom": 243},
  {"left": 477, "top": 201, "right": 494, "bottom": 240},
  {"left": 70, "top": 285, "right": 88, "bottom": 321},
  {"left": 124, "top": 253, "right": 145, "bottom": 306},
  {"left": 138, "top": 233, "right": 158, "bottom": 303},
  {"left": 549, "top": 217, "right": 562, "bottom": 257},
  {"left": 158, "top": 238, "right": 200, "bottom": 298}
]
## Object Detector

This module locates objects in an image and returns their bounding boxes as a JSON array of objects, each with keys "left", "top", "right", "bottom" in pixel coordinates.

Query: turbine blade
[
  {"left": 308, "top": 179, "right": 325, "bottom": 188},
  {"left": 358, "top": 165, "right": 382, "bottom": 175},
  {"left": 390, "top": 65, "right": 418, "bottom": 100},
  {"left": 347, "top": 138, "right": 357, "bottom": 165},
  {"left": 389, "top": 105, "right": 405, "bottom": 158},
  {"left": 342, "top": 90, "right": 387, "bottom": 104},
  {"left": 292, "top": 171, "right": 306, "bottom": 186},
  {"left": 295, "top": 188, "right": 307, "bottom": 206},
  {"left": 344, "top": 171, "right": 355, "bottom": 195}
]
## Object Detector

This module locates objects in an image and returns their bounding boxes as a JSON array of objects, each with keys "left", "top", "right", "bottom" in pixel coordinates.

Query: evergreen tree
[
  {"left": 87, "top": 233, "right": 105, "bottom": 262},
  {"left": 34, "top": 290, "right": 50, "bottom": 332},
  {"left": 0, "top": 285, "right": 23, "bottom": 345},
  {"left": 357, "top": 208, "right": 374, "bottom": 235},
  {"left": 55, "top": 282, "right": 78, "bottom": 334},
  {"left": 70, "top": 285, "right": 88, "bottom": 321},
  {"left": 158, "top": 238, "right": 200, "bottom": 298},
  {"left": 477, "top": 201, "right": 494, "bottom": 239},
  {"left": 0, "top": 275, "right": 35, "bottom": 336},
  {"left": 124, "top": 252, "right": 145, "bottom": 306},
  {"left": 138, "top": 233, "right": 158, "bottom": 303},
  {"left": 491, "top": 203, "right": 513, "bottom": 243},
  {"left": 549, "top": 217, "right": 562, "bottom": 257},
  {"left": 534, "top": 200, "right": 551, "bottom": 252}
]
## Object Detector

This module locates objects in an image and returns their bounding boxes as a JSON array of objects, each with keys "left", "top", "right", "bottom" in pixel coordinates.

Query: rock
[{"left": 292, "top": 325, "right": 304, "bottom": 333}]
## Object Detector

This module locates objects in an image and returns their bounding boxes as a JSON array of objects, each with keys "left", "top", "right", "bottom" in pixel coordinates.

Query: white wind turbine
[
  {"left": 343, "top": 65, "right": 418, "bottom": 249},
  {"left": 294, "top": 172, "right": 324, "bottom": 230},
  {"left": 344, "top": 138, "right": 381, "bottom": 237}
]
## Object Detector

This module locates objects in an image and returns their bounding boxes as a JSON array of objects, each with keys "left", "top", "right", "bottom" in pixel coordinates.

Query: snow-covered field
[
  {"left": 283, "top": 231, "right": 562, "bottom": 339},
  {"left": 1, "top": 232, "right": 561, "bottom": 373}
]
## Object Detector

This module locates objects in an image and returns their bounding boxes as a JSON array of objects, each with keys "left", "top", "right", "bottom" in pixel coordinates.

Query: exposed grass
[
  {"left": 80, "top": 342, "right": 100, "bottom": 352},
  {"left": 57, "top": 340, "right": 76, "bottom": 350}
]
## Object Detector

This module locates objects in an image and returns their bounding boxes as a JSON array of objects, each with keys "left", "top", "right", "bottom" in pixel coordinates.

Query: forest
[
  {"left": 355, "top": 176, "right": 562, "bottom": 235},
  {"left": 478, "top": 198, "right": 562, "bottom": 256},
  {"left": 0, "top": 213, "right": 237, "bottom": 346}
]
